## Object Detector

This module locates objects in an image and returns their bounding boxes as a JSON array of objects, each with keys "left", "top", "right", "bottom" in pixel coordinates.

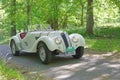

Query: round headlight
[
  {"left": 72, "top": 36, "right": 79, "bottom": 42},
  {"left": 55, "top": 37, "right": 62, "bottom": 44}
]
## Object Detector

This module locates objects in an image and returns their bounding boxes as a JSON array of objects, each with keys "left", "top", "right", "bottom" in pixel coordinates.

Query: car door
[
  {"left": 20, "top": 32, "right": 34, "bottom": 51},
  {"left": 21, "top": 31, "right": 40, "bottom": 52}
]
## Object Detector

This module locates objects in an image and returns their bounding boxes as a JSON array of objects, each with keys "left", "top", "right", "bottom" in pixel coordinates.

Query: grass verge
[
  {"left": 0, "top": 36, "right": 9, "bottom": 45},
  {"left": 0, "top": 60, "right": 24, "bottom": 80},
  {"left": 85, "top": 39, "right": 120, "bottom": 52}
]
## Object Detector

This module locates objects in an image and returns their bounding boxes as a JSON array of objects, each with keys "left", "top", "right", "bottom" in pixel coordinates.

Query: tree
[
  {"left": 10, "top": 0, "right": 17, "bottom": 36},
  {"left": 111, "top": 0, "right": 120, "bottom": 8},
  {"left": 26, "top": 0, "right": 31, "bottom": 30},
  {"left": 86, "top": 0, "right": 94, "bottom": 34},
  {"left": 1, "top": 0, "right": 119, "bottom": 36},
  {"left": 47, "top": 0, "right": 62, "bottom": 30},
  {"left": 80, "top": 0, "right": 85, "bottom": 26}
]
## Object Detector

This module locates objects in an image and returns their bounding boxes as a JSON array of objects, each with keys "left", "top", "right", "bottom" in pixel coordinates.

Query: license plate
[{"left": 66, "top": 47, "right": 75, "bottom": 55}]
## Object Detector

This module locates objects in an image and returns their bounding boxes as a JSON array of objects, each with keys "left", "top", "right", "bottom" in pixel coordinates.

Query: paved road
[{"left": 0, "top": 45, "right": 120, "bottom": 80}]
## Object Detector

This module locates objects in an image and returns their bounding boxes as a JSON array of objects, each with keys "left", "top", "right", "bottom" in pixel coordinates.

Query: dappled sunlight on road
[
  {"left": 0, "top": 45, "right": 120, "bottom": 80},
  {"left": 43, "top": 53, "right": 120, "bottom": 80}
]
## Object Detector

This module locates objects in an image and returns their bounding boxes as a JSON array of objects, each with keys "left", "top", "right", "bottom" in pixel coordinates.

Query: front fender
[
  {"left": 34, "top": 36, "right": 57, "bottom": 51},
  {"left": 69, "top": 34, "right": 85, "bottom": 49},
  {"left": 10, "top": 36, "right": 21, "bottom": 50}
]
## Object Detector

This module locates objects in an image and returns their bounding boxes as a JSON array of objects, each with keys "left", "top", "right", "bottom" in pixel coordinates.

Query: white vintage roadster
[{"left": 10, "top": 27, "right": 85, "bottom": 64}]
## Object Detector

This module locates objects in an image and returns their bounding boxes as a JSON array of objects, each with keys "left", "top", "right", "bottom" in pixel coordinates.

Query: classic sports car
[{"left": 10, "top": 27, "right": 85, "bottom": 64}]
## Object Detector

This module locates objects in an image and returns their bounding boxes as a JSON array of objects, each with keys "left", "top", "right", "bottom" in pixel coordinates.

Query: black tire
[
  {"left": 38, "top": 42, "right": 52, "bottom": 64},
  {"left": 10, "top": 40, "right": 20, "bottom": 56},
  {"left": 72, "top": 47, "right": 84, "bottom": 59}
]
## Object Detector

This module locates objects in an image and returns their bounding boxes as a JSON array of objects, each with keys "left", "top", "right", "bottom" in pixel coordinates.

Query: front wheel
[
  {"left": 38, "top": 42, "right": 52, "bottom": 64},
  {"left": 10, "top": 40, "right": 20, "bottom": 56},
  {"left": 72, "top": 47, "right": 84, "bottom": 59}
]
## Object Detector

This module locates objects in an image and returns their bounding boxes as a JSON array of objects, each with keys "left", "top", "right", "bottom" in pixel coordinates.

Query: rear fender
[{"left": 10, "top": 36, "right": 21, "bottom": 51}]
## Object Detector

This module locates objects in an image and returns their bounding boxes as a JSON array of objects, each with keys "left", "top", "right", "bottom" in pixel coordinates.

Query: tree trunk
[
  {"left": 62, "top": 15, "right": 68, "bottom": 28},
  {"left": 86, "top": 0, "right": 94, "bottom": 34},
  {"left": 11, "top": 21, "right": 16, "bottom": 36},
  {"left": 11, "top": 0, "right": 16, "bottom": 36},
  {"left": 81, "top": 3, "right": 84, "bottom": 26},
  {"left": 26, "top": 0, "right": 30, "bottom": 30},
  {"left": 53, "top": 18, "right": 58, "bottom": 30},
  {"left": 47, "top": 0, "right": 59, "bottom": 30},
  {"left": 48, "top": 18, "right": 58, "bottom": 30},
  {"left": 53, "top": 2, "right": 59, "bottom": 30}
]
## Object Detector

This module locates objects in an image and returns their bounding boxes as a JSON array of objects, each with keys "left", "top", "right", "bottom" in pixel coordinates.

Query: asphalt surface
[{"left": 0, "top": 45, "right": 120, "bottom": 80}]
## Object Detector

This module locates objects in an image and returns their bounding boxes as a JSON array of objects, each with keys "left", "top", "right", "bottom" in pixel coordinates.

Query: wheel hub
[
  {"left": 39, "top": 47, "right": 46, "bottom": 61},
  {"left": 12, "top": 43, "right": 16, "bottom": 54}
]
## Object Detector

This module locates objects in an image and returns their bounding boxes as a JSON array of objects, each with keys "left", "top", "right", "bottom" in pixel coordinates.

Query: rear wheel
[
  {"left": 10, "top": 40, "right": 20, "bottom": 56},
  {"left": 72, "top": 47, "right": 84, "bottom": 59},
  {"left": 38, "top": 42, "right": 52, "bottom": 64}
]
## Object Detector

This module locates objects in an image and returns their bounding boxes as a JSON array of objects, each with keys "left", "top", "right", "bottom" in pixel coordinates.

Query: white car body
[
  {"left": 10, "top": 29, "right": 85, "bottom": 64},
  {"left": 10, "top": 31, "right": 85, "bottom": 53}
]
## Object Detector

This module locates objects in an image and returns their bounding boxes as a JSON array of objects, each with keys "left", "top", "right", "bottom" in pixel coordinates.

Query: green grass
[
  {"left": 0, "top": 36, "right": 9, "bottom": 45},
  {"left": 86, "top": 39, "right": 120, "bottom": 52},
  {"left": 0, "top": 60, "right": 52, "bottom": 80},
  {"left": 0, "top": 60, "right": 24, "bottom": 80},
  {"left": 64, "top": 26, "right": 120, "bottom": 52}
]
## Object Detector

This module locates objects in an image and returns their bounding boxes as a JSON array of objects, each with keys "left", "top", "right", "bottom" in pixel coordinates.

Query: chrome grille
[{"left": 61, "top": 33, "right": 69, "bottom": 48}]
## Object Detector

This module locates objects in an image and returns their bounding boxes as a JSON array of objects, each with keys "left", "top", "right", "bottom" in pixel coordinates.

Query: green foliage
[
  {"left": 86, "top": 39, "right": 120, "bottom": 52},
  {"left": 94, "top": 26, "right": 120, "bottom": 39},
  {"left": 0, "top": 36, "right": 9, "bottom": 45},
  {"left": 1, "top": 0, "right": 120, "bottom": 31},
  {"left": 111, "top": 0, "right": 120, "bottom": 9},
  {"left": 0, "top": 0, "right": 120, "bottom": 51},
  {"left": 0, "top": 60, "right": 23, "bottom": 80}
]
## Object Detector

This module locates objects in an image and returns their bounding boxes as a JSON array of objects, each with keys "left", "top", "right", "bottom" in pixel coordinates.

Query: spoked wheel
[
  {"left": 10, "top": 40, "right": 20, "bottom": 56},
  {"left": 38, "top": 42, "right": 52, "bottom": 64},
  {"left": 72, "top": 47, "right": 84, "bottom": 59},
  {"left": 39, "top": 47, "right": 46, "bottom": 62}
]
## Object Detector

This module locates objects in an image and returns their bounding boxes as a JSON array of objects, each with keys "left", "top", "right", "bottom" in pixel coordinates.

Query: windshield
[{"left": 29, "top": 24, "right": 53, "bottom": 31}]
